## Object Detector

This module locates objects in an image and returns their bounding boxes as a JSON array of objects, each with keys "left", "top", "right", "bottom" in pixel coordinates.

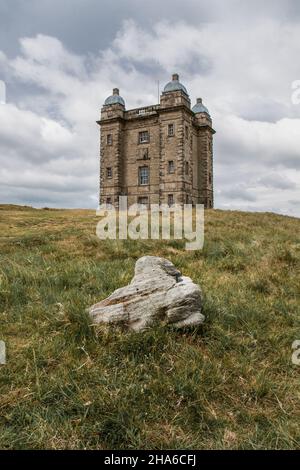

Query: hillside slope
[{"left": 0, "top": 205, "right": 299, "bottom": 449}]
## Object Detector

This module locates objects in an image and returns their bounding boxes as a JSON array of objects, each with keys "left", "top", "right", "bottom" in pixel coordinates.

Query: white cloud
[
  {"left": 0, "top": 14, "right": 299, "bottom": 214},
  {"left": 216, "top": 114, "right": 300, "bottom": 168},
  {"left": 0, "top": 103, "right": 75, "bottom": 162}
]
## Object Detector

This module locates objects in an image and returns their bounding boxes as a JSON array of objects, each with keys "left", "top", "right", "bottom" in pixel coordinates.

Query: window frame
[
  {"left": 139, "top": 130, "right": 150, "bottom": 144},
  {"left": 106, "top": 167, "right": 112, "bottom": 179},
  {"left": 168, "top": 194, "right": 174, "bottom": 207},
  {"left": 168, "top": 160, "right": 175, "bottom": 174},
  {"left": 107, "top": 134, "right": 113, "bottom": 145},
  {"left": 138, "top": 166, "right": 149, "bottom": 185},
  {"left": 185, "top": 125, "right": 189, "bottom": 140},
  {"left": 168, "top": 123, "right": 175, "bottom": 137},
  {"left": 142, "top": 148, "right": 149, "bottom": 160},
  {"left": 137, "top": 196, "right": 149, "bottom": 207}
]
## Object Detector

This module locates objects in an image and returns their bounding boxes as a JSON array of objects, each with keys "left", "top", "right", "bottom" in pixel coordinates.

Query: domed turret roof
[
  {"left": 163, "top": 73, "right": 188, "bottom": 95},
  {"left": 192, "top": 98, "right": 210, "bottom": 116},
  {"left": 104, "top": 88, "right": 125, "bottom": 106}
]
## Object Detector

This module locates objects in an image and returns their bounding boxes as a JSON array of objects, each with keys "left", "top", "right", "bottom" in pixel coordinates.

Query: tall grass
[{"left": 0, "top": 205, "right": 299, "bottom": 449}]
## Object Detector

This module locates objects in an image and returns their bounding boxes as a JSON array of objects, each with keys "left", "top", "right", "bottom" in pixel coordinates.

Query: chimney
[
  {"left": 197, "top": 98, "right": 202, "bottom": 104},
  {"left": 113, "top": 88, "right": 119, "bottom": 95},
  {"left": 172, "top": 73, "right": 179, "bottom": 81}
]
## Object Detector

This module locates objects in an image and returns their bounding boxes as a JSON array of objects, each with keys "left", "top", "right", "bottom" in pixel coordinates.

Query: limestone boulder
[{"left": 88, "top": 256, "right": 204, "bottom": 331}]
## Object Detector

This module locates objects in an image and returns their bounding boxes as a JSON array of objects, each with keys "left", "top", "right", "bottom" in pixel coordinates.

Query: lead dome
[
  {"left": 104, "top": 88, "right": 125, "bottom": 106},
  {"left": 163, "top": 73, "right": 188, "bottom": 95},
  {"left": 192, "top": 98, "right": 210, "bottom": 116}
]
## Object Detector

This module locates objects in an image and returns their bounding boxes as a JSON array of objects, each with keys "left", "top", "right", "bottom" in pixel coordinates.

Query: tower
[
  {"left": 97, "top": 74, "right": 215, "bottom": 208},
  {"left": 192, "top": 98, "right": 214, "bottom": 207},
  {"left": 99, "top": 88, "right": 125, "bottom": 208}
]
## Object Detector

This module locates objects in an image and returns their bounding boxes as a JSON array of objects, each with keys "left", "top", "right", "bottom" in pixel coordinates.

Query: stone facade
[{"left": 98, "top": 74, "right": 215, "bottom": 208}]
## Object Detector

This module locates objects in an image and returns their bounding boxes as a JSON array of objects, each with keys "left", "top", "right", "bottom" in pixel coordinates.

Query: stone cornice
[{"left": 196, "top": 123, "right": 216, "bottom": 134}]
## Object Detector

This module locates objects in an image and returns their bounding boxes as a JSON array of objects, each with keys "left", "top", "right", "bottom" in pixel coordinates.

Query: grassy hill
[{"left": 0, "top": 205, "right": 299, "bottom": 450}]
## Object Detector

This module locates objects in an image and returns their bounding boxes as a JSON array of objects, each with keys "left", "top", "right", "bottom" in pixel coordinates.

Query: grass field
[{"left": 0, "top": 204, "right": 299, "bottom": 450}]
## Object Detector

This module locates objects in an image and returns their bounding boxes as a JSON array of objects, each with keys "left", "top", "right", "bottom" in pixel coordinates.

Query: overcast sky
[{"left": 0, "top": 0, "right": 299, "bottom": 215}]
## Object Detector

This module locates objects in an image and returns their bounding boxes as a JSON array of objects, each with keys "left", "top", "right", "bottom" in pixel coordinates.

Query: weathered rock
[{"left": 89, "top": 256, "right": 204, "bottom": 332}]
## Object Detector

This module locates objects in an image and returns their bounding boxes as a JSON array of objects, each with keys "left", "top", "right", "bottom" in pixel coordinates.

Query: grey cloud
[
  {"left": 0, "top": 1, "right": 300, "bottom": 215},
  {"left": 1, "top": 0, "right": 300, "bottom": 58},
  {"left": 258, "top": 174, "right": 297, "bottom": 190},
  {"left": 220, "top": 187, "right": 257, "bottom": 202},
  {"left": 0, "top": 172, "right": 96, "bottom": 193},
  {"left": 288, "top": 199, "right": 300, "bottom": 206},
  {"left": 0, "top": 0, "right": 216, "bottom": 59},
  {"left": 0, "top": 0, "right": 122, "bottom": 57},
  {"left": 238, "top": 100, "right": 290, "bottom": 123},
  {"left": 0, "top": 185, "right": 97, "bottom": 209},
  {"left": 119, "top": 58, "right": 165, "bottom": 79},
  {"left": 179, "top": 54, "right": 212, "bottom": 77},
  {"left": 214, "top": 127, "right": 300, "bottom": 170}
]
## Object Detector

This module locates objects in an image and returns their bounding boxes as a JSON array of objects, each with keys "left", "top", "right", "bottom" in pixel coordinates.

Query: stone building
[{"left": 97, "top": 74, "right": 215, "bottom": 208}]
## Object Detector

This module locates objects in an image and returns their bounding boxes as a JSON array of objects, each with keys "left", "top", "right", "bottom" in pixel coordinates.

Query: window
[
  {"left": 168, "top": 194, "right": 174, "bottom": 207},
  {"left": 209, "top": 173, "right": 212, "bottom": 185},
  {"left": 138, "top": 148, "right": 149, "bottom": 160},
  {"left": 185, "top": 161, "right": 189, "bottom": 175},
  {"left": 106, "top": 197, "right": 112, "bottom": 205},
  {"left": 139, "top": 131, "right": 149, "bottom": 144},
  {"left": 142, "top": 148, "right": 149, "bottom": 160},
  {"left": 137, "top": 196, "right": 148, "bottom": 207},
  {"left": 186, "top": 194, "right": 189, "bottom": 204},
  {"left": 168, "top": 160, "right": 175, "bottom": 174},
  {"left": 106, "top": 167, "right": 112, "bottom": 178},
  {"left": 168, "top": 123, "right": 174, "bottom": 136},
  {"left": 185, "top": 125, "right": 189, "bottom": 140},
  {"left": 139, "top": 166, "right": 149, "bottom": 185},
  {"left": 107, "top": 134, "right": 112, "bottom": 145}
]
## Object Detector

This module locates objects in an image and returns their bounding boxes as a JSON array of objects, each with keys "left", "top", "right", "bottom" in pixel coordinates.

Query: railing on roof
[{"left": 126, "top": 104, "right": 160, "bottom": 119}]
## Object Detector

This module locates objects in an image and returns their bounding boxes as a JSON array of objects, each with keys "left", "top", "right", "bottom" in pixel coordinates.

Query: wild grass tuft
[{"left": 0, "top": 205, "right": 299, "bottom": 449}]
